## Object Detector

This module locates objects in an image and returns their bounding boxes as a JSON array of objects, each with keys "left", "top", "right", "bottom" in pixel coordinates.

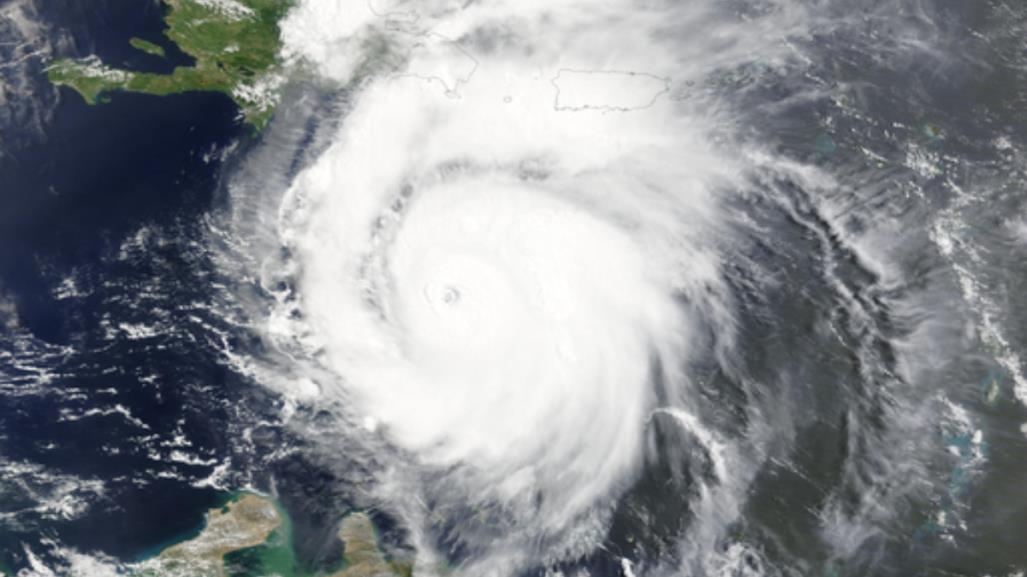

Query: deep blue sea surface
[{"left": 0, "top": 0, "right": 256, "bottom": 567}]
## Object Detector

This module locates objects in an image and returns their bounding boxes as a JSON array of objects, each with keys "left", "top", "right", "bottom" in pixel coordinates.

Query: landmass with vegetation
[
  {"left": 46, "top": 0, "right": 291, "bottom": 130},
  {"left": 134, "top": 493, "right": 282, "bottom": 577},
  {"left": 129, "top": 38, "right": 166, "bottom": 58},
  {"left": 132, "top": 492, "right": 411, "bottom": 577},
  {"left": 329, "top": 513, "right": 413, "bottom": 577}
]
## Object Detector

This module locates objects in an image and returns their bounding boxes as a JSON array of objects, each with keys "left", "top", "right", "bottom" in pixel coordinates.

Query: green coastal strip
[{"left": 47, "top": 0, "right": 291, "bottom": 130}]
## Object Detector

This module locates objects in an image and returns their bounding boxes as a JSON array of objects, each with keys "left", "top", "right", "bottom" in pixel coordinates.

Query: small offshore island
[
  {"left": 133, "top": 492, "right": 411, "bottom": 577},
  {"left": 46, "top": 0, "right": 291, "bottom": 130}
]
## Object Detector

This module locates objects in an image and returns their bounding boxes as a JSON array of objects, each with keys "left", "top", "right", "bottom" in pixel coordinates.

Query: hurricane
[
  {"left": 209, "top": 0, "right": 1027, "bottom": 574},
  {"left": 6, "top": 0, "right": 1027, "bottom": 573},
  {"left": 258, "top": 0, "right": 777, "bottom": 569}
]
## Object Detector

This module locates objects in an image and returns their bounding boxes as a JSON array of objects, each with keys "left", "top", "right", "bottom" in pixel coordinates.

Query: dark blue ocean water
[
  {"left": 0, "top": 0, "right": 256, "bottom": 567},
  {"left": 0, "top": 4, "right": 367, "bottom": 569}
]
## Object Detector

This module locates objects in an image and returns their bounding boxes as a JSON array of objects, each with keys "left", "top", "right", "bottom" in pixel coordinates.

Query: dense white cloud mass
[{"left": 273, "top": 0, "right": 803, "bottom": 572}]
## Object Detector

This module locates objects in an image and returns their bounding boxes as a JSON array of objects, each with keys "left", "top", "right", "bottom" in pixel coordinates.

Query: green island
[
  {"left": 46, "top": 0, "right": 292, "bottom": 130},
  {"left": 130, "top": 38, "right": 167, "bottom": 58},
  {"left": 130, "top": 492, "right": 411, "bottom": 577}
]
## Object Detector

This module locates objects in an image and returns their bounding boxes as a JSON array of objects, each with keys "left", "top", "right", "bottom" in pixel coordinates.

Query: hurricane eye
[{"left": 442, "top": 286, "right": 461, "bottom": 305}]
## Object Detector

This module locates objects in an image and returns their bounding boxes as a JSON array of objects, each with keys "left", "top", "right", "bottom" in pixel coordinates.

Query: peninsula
[
  {"left": 130, "top": 493, "right": 411, "bottom": 577},
  {"left": 46, "top": 0, "right": 290, "bottom": 130}
]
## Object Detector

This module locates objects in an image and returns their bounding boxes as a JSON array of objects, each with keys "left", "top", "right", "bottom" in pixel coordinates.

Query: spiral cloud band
[{"left": 275, "top": 0, "right": 761, "bottom": 569}]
